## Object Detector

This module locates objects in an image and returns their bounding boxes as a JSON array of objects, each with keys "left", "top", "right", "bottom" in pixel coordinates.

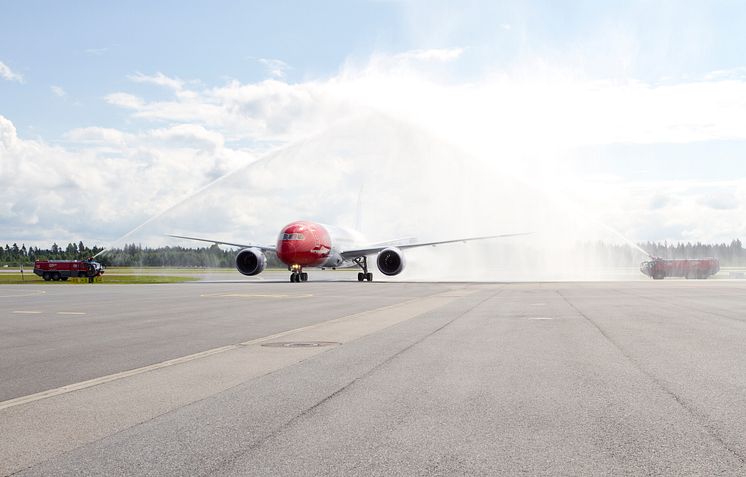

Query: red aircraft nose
[{"left": 276, "top": 221, "right": 331, "bottom": 267}]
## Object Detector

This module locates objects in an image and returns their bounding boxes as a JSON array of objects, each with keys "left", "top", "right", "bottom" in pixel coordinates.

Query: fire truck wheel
[
  {"left": 42, "top": 272, "right": 50, "bottom": 281},
  {"left": 52, "top": 272, "right": 61, "bottom": 281}
]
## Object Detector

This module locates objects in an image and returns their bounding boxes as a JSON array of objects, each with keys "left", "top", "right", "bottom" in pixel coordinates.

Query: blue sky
[{"left": 2, "top": 1, "right": 746, "bottom": 246}]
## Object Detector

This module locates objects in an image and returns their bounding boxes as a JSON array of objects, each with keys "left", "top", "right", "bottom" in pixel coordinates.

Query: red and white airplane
[{"left": 169, "top": 220, "right": 524, "bottom": 282}]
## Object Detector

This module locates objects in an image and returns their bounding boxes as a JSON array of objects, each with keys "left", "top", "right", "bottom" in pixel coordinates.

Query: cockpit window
[{"left": 282, "top": 233, "right": 305, "bottom": 240}]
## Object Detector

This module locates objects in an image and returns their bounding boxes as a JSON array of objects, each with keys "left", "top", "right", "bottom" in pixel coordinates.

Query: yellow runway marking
[
  {"left": 200, "top": 293, "right": 313, "bottom": 299},
  {"left": 12, "top": 311, "right": 42, "bottom": 314}
]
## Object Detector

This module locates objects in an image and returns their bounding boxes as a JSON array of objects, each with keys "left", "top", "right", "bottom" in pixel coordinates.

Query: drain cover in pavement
[{"left": 261, "top": 341, "right": 340, "bottom": 348}]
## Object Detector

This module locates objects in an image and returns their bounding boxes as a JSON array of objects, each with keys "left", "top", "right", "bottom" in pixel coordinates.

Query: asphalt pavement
[{"left": 2, "top": 278, "right": 746, "bottom": 475}]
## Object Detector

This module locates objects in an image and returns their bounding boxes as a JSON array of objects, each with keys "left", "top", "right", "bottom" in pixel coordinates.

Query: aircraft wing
[
  {"left": 367, "top": 236, "right": 418, "bottom": 247},
  {"left": 339, "top": 232, "right": 529, "bottom": 259},
  {"left": 167, "top": 234, "right": 277, "bottom": 252}
]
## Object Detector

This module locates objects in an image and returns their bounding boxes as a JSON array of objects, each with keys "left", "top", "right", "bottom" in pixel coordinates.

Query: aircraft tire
[
  {"left": 290, "top": 273, "right": 297, "bottom": 282},
  {"left": 301, "top": 272, "right": 308, "bottom": 282},
  {"left": 366, "top": 272, "right": 373, "bottom": 282},
  {"left": 52, "top": 272, "right": 61, "bottom": 281},
  {"left": 357, "top": 273, "right": 364, "bottom": 282},
  {"left": 43, "top": 272, "right": 51, "bottom": 281}
]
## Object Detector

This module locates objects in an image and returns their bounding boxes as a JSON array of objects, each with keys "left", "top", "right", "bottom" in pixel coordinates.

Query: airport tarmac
[{"left": 2, "top": 277, "right": 746, "bottom": 475}]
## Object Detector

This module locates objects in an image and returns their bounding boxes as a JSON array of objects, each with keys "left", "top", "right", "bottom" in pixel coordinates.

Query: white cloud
[
  {"left": 51, "top": 85, "right": 67, "bottom": 97},
  {"left": 0, "top": 115, "right": 19, "bottom": 149},
  {"left": 0, "top": 114, "right": 254, "bottom": 245},
  {"left": 64, "top": 126, "right": 129, "bottom": 145},
  {"left": 147, "top": 124, "right": 224, "bottom": 150},
  {"left": 104, "top": 78, "right": 351, "bottom": 142},
  {"left": 128, "top": 71, "right": 185, "bottom": 90},
  {"left": 393, "top": 47, "right": 464, "bottom": 62},
  {"left": 562, "top": 179, "right": 746, "bottom": 243},
  {"left": 102, "top": 58, "right": 746, "bottom": 154},
  {"left": 0, "top": 61, "right": 23, "bottom": 82},
  {"left": 105, "top": 92, "right": 145, "bottom": 109},
  {"left": 257, "top": 58, "right": 290, "bottom": 79}
]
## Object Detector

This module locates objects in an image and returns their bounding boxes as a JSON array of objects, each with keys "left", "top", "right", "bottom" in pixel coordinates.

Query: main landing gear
[
  {"left": 289, "top": 265, "right": 308, "bottom": 283},
  {"left": 354, "top": 256, "right": 373, "bottom": 282}
]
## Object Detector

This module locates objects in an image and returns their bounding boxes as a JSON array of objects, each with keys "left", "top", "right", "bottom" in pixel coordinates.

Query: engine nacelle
[
  {"left": 236, "top": 248, "right": 267, "bottom": 276},
  {"left": 376, "top": 247, "right": 406, "bottom": 276}
]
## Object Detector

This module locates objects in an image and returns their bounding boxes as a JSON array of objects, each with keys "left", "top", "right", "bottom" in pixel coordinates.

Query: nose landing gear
[
  {"left": 289, "top": 265, "right": 308, "bottom": 282},
  {"left": 354, "top": 256, "right": 373, "bottom": 282},
  {"left": 290, "top": 272, "right": 308, "bottom": 282}
]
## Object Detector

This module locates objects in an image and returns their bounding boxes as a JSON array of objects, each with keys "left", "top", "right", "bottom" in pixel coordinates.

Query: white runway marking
[
  {"left": 0, "top": 290, "right": 46, "bottom": 298},
  {"left": 57, "top": 312, "right": 86, "bottom": 315},
  {"left": 528, "top": 317, "right": 554, "bottom": 320},
  {"left": 12, "top": 311, "right": 42, "bottom": 314}
]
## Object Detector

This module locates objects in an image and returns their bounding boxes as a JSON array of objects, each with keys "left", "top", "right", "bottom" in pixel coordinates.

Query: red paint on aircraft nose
[{"left": 276, "top": 221, "right": 331, "bottom": 267}]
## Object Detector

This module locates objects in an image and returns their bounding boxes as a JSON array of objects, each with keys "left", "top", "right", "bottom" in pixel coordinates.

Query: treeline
[
  {"left": 99, "top": 244, "right": 283, "bottom": 268},
  {"left": 2, "top": 239, "right": 746, "bottom": 268},
  {"left": 578, "top": 239, "right": 746, "bottom": 267},
  {"left": 0, "top": 242, "right": 284, "bottom": 268},
  {"left": 641, "top": 239, "right": 745, "bottom": 264},
  {"left": 0, "top": 241, "right": 105, "bottom": 265}
]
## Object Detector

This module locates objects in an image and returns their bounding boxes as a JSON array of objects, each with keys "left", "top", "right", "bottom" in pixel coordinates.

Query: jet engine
[
  {"left": 376, "top": 247, "right": 406, "bottom": 276},
  {"left": 236, "top": 248, "right": 267, "bottom": 276}
]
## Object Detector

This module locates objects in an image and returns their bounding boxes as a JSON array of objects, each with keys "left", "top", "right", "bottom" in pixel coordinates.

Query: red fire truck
[
  {"left": 640, "top": 257, "right": 720, "bottom": 280},
  {"left": 33, "top": 260, "right": 105, "bottom": 281}
]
